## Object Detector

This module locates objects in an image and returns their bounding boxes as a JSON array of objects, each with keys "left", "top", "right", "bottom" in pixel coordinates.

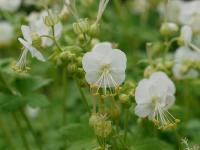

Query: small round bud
[
  {"left": 89, "top": 23, "right": 100, "bottom": 37},
  {"left": 144, "top": 65, "right": 155, "bottom": 78},
  {"left": 76, "top": 57, "right": 82, "bottom": 66},
  {"left": 89, "top": 113, "right": 99, "bottom": 128},
  {"left": 76, "top": 68, "right": 85, "bottom": 78},
  {"left": 119, "top": 94, "right": 132, "bottom": 108},
  {"left": 73, "top": 18, "right": 90, "bottom": 34},
  {"left": 160, "top": 22, "right": 179, "bottom": 37},
  {"left": 94, "top": 120, "right": 112, "bottom": 138},
  {"left": 177, "top": 37, "right": 185, "bottom": 46},
  {"left": 44, "top": 11, "right": 59, "bottom": 27},
  {"left": 60, "top": 51, "right": 76, "bottom": 62},
  {"left": 67, "top": 63, "right": 77, "bottom": 74}
]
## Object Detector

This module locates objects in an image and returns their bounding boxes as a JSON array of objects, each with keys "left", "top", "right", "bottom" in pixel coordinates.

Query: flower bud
[
  {"left": 144, "top": 65, "right": 155, "bottom": 77},
  {"left": 160, "top": 22, "right": 179, "bottom": 37},
  {"left": 76, "top": 68, "right": 85, "bottom": 78},
  {"left": 76, "top": 57, "right": 82, "bottom": 66},
  {"left": 67, "top": 63, "right": 77, "bottom": 74},
  {"left": 60, "top": 51, "right": 76, "bottom": 62},
  {"left": 94, "top": 120, "right": 112, "bottom": 138},
  {"left": 44, "top": 11, "right": 60, "bottom": 27},
  {"left": 119, "top": 94, "right": 132, "bottom": 108},
  {"left": 89, "top": 23, "right": 100, "bottom": 37},
  {"left": 73, "top": 18, "right": 90, "bottom": 34},
  {"left": 177, "top": 37, "right": 185, "bottom": 46},
  {"left": 89, "top": 113, "right": 99, "bottom": 128}
]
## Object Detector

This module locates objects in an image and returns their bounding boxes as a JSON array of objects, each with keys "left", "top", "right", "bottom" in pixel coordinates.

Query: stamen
[
  {"left": 90, "top": 64, "right": 119, "bottom": 97},
  {"left": 12, "top": 49, "right": 30, "bottom": 73},
  {"left": 153, "top": 103, "right": 180, "bottom": 130}
]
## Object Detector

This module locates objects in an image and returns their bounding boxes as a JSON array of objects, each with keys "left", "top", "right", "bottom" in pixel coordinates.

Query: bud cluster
[{"left": 89, "top": 113, "right": 112, "bottom": 138}]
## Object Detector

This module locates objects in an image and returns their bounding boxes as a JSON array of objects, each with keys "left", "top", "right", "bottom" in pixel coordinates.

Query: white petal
[
  {"left": 18, "top": 38, "right": 45, "bottom": 62},
  {"left": 85, "top": 71, "right": 100, "bottom": 85},
  {"left": 28, "top": 46, "right": 45, "bottom": 62},
  {"left": 92, "top": 42, "right": 112, "bottom": 54},
  {"left": 110, "top": 49, "right": 127, "bottom": 71},
  {"left": 135, "top": 79, "right": 152, "bottom": 104},
  {"left": 150, "top": 71, "right": 176, "bottom": 95},
  {"left": 110, "top": 70, "right": 125, "bottom": 86},
  {"left": 135, "top": 104, "right": 152, "bottom": 118},
  {"left": 21, "top": 25, "right": 32, "bottom": 43},
  {"left": 181, "top": 25, "right": 192, "bottom": 45},
  {"left": 82, "top": 52, "right": 102, "bottom": 72},
  {"left": 163, "top": 94, "right": 175, "bottom": 110}
]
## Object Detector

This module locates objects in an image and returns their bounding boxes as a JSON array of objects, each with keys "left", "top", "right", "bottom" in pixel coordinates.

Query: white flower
[
  {"left": 0, "top": 21, "right": 14, "bottom": 45},
  {"left": 173, "top": 47, "right": 200, "bottom": 79},
  {"left": 27, "top": 11, "right": 63, "bottom": 47},
  {"left": 0, "top": 0, "right": 21, "bottom": 12},
  {"left": 180, "top": 25, "right": 200, "bottom": 54},
  {"left": 134, "top": 71, "right": 179, "bottom": 129},
  {"left": 82, "top": 42, "right": 127, "bottom": 96},
  {"left": 14, "top": 25, "right": 45, "bottom": 72}
]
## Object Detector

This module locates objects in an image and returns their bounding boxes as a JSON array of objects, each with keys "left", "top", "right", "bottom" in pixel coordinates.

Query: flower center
[
  {"left": 152, "top": 96, "right": 180, "bottom": 130},
  {"left": 101, "top": 64, "right": 110, "bottom": 73},
  {"left": 90, "top": 64, "right": 120, "bottom": 97}
]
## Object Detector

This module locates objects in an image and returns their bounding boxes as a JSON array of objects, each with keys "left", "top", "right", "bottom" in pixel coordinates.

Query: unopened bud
[
  {"left": 160, "top": 22, "right": 179, "bottom": 37},
  {"left": 44, "top": 10, "right": 59, "bottom": 27},
  {"left": 177, "top": 37, "right": 185, "bottom": 46},
  {"left": 67, "top": 63, "right": 77, "bottom": 74},
  {"left": 60, "top": 51, "right": 76, "bottom": 61},
  {"left": 144, "top": 65, "right": 155, "bottom": 77},
  {"left": 89, "top": 113, "right": 99, "bottom": 128},
  {"left": 94, "top": 120, "right": 112, "bottom": 138},
  {"left": 89, "top": 23, "right": 100, "bottom": 37},
  {"left": 73, "top": 18, "right": 89, "bottom": 34},
  {"left": 119, "top": 94, "right": 132, "bottom": 108}
]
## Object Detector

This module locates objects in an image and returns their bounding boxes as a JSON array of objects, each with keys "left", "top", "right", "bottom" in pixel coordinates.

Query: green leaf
[
  {"left": 0, "top": 93, "right": 26, "bottom": 112},
  {"left": 25, "top": 93, "right": 49, "bottom": 107}
]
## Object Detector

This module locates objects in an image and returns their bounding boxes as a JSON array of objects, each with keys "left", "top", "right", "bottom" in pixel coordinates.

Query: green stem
[
  {"left": 0, "top": 117, "right": 16, "bottom": 150},
  {"left": 20, "top": 109, "right": 42, "bottom": 150},
  {"left": 123, "top": 109, "right": 129, "bottom": 142},
  {"left": 62, "top": 69, "right": 68, "bottom": 124},
  {"left": 75, "top": 79, "right": 91, "bottom": 113},
  {"left": 51, "top": 26, "right": 63, "bottom": 52},
  {"left": 12, "top": 112, "right": 30, "bottom": 150}
]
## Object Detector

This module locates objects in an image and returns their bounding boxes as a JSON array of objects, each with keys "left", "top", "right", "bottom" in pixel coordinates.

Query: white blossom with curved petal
[
  {"left": 27, "top": 11, "right": 63, "bottom": 47},
  {"left": 173, "top": 47, "right": 200, "bottom": 79},
  {"left": 82, "top": 42, "right": 127, "bottom": 95},
  {"left": 134, "top": 72, "right": 179, "bottom": 129},
  {"left": 14, "top": 25, "right": 45, "bottom": 71}
]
